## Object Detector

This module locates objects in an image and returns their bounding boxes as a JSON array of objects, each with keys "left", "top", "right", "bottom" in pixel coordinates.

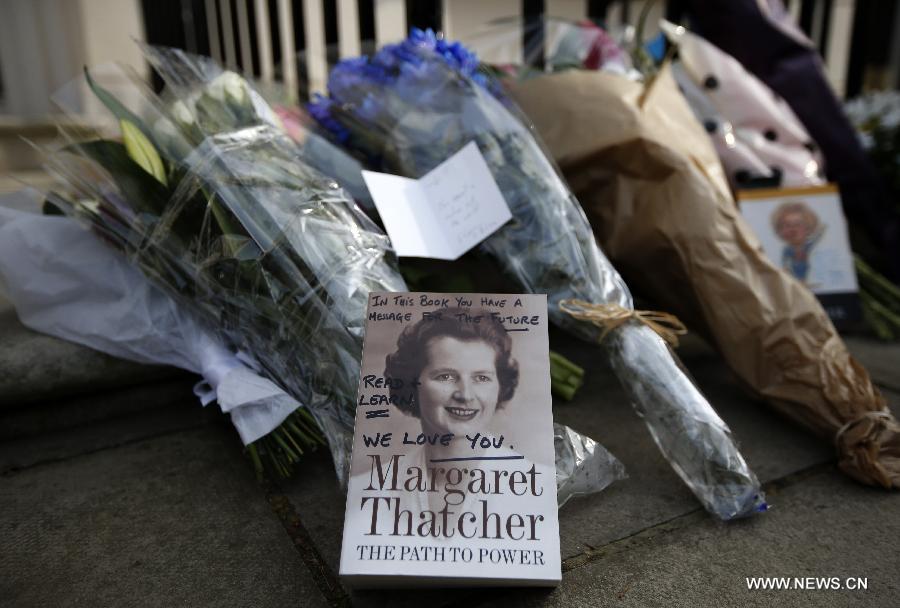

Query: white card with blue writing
[
  {"left": 361, "top": 142, "right": 513, "bottom": 260},
  {"left": 340, "top": 292, "right": 560, "bottom": 587}
]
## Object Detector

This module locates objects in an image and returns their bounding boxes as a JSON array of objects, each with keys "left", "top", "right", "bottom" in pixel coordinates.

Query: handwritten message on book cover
[{"left": 339, "top": 292, "right": 561, "bottom": 588}]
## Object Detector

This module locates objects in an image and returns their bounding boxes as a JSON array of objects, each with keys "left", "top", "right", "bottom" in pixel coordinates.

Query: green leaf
[
  {"left": 121, "top": 119, "right": 167, "bottom": 186},
  {"left": 65, "top": 139, "right": 169, "bottom": 216},
  {"left": 83, "top": 67, "right": 155, "bottom": 144}
]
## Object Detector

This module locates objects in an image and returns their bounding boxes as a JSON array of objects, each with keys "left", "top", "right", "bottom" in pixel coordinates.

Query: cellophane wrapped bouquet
[
  {"left": 308, "top": 29, "right": 766, "bottom": 519},
  {"left": 0, "top": 48, "right": 626, "bottom": 503},
  {"left": 36, "top": 55, "right": 407, "bottom": 483}
]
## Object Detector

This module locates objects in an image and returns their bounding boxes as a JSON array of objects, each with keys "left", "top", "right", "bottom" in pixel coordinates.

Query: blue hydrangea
[
  {"left": 308, "top": 28, "right": 495, "bottom": 142},
  {"left": 307, "top": 93, "right": 350, "bottom": 143}
]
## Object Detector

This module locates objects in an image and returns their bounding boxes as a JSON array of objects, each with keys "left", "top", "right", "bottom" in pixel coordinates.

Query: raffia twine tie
[
  {"left": 834, "top": 410, "right": 893, "bottom": 448},
  {"left": 559, "top": 299, "right": 688, "bottom": 347}
]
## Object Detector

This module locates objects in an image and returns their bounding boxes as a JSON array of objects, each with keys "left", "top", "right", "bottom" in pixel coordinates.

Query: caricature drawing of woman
[{"left": 771, "top": 202, "right": 825, "bottom": 283}]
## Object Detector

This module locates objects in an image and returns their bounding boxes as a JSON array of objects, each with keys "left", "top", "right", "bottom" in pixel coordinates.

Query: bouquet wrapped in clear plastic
[
  {"left": 0, "top": 49, "right": 625, "bottom": 500},
  {"left": 308, "top": 29, "right": 766, "bottom": 519},
  {"left": 0, "top": 190, "right": 625, "bottom": 502},
  {"left": 36, "top": 59, "right": 406, "bottom": 482},
  {"left": 0, "top": 192, "right": 317, "bottom": 448}
]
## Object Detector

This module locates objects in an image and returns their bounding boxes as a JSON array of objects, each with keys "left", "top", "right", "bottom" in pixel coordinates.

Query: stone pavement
[{"left": 1, "top": 305, "right": 899, "bottom": 607}]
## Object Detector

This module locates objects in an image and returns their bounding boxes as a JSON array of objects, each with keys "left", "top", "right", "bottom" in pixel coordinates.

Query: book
[{"left": 339, "top": 292, "right": 561, "bottom": 588}]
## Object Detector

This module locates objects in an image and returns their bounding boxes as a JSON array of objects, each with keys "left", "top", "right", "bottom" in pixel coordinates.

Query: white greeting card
[
  {"left": 339, "top": 292, "right": 561, "bottom": 588},
  {"left": 361, "top": 142, "right": 513, "bottom": 260}
]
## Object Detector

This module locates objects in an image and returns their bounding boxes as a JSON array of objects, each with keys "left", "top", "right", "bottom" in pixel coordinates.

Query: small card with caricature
[{"left": 738, "top": 184, "right": 861, "bottom": 325}]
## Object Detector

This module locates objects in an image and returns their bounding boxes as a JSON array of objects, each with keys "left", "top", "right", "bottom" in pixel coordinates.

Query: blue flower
[
  {"left": 308, "top": 93, "right": 350, "bottom": 143},
  {"left": 307, "top": 28, "right": 504, "bottom": 144}
]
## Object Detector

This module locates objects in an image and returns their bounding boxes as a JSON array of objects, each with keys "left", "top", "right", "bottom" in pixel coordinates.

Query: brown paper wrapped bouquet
[{"left": 509, "top": 66, "right": 900, "bottom": 487}]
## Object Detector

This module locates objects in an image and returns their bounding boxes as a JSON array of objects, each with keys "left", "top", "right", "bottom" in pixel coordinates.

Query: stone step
[
  {"left": 843, "top": 335, "right": 900, "bottom": 393},
  {"left": 0, "top": 303, "right": 185, "bottom": 410},
  {"left": 1, "top": 425, "right": 331, "bottom": 607}
]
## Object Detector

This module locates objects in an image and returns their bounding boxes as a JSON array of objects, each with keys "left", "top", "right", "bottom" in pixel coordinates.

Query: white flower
[
  {"left": 858, "top": 131, "right": 874, "bottom": 150},
  {"left": 845, "top": 90, "right": 900, "bottom": 131},
  {"left": 153, "top": 115, "right": 192, "bottom": 158},
  {"left": 207, "top": 71, "right": 248, "bottom": 105},
  {"left": 171, "top": 100, "right": 194, "bottom": 125}
]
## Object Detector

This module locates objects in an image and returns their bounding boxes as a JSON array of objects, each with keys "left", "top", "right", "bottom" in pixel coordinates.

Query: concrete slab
[
  {"left": 0, "top": 308, "right": 184, "bottom": 409},
  {"left": 277, "top": 454, "right": 478, "bottom": 608},
  {"left": 550, "top": 332, "right": 835, "bottom": 559},
  {"left": 0, "top": 379, "right": 215, "bottom": 473},
  {"left": 681, "top": 358, "right": 834, "bottom": 483},
  {"left": 0, "top": 427, "right": 330, "bottom": 607},
  {"left": 0, "top": 377, "right": 200, "bottom": 441},
  {"left": 485, "top": 468, "right": 900, "bottom": 608},
  {"left": 280, "top": 449, "right": 347, "bottom": 575},
  {"left": 281, "top": 330, "right": 843, "bottom": 607},
  {"left": 843, "top": 336, "right": 900, "bottom": 392}
]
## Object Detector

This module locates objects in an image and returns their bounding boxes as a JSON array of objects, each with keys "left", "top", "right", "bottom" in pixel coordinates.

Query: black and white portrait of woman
[{"left": 384, "top": 307, "right": 519, "bottom": 461}]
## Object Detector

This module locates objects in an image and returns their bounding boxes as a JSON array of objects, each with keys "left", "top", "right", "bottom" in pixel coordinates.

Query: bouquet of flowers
[
  {"left": 0, "top": 50, "right": 623, "bottom": 502},
  {"left": 845, "top": 90, "right": 900, "bottom": 211},
  {"left": 844, "top": 92, "right": 900, "bottom": 338},
  {"left": 31, "top": 59, "right": 406, "bottom": 483},
  {"left": 308, "top": 29, "right": 766, "bottom": 519},
  {"left": 500, "top": 22, "right": 899, "bottom": 488}
]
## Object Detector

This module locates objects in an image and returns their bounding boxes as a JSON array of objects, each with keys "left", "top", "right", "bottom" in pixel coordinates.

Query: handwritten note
[{"left": 361, "top": 142, "right": 513, "bottom": 260}]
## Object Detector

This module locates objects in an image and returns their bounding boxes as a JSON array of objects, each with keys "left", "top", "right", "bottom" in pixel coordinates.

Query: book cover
[{"left": 339, "top": 292, "right": 561, "bottom": 588}]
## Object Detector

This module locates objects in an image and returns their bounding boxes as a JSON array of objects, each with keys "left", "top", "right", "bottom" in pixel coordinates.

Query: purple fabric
[{"left": 684, "top": 0, "right": 900, "bottom": 281}]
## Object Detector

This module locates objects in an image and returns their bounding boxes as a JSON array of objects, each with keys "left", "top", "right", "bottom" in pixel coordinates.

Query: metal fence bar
[
  {"left": 276, "top": 0, "right": 298, "bottom": 99},
  {"left": 218, "top": 0, "right": 238, "bottom": 69},
  {"left": 825, "top": 0, "right": 855, "bottom": 95},
  {"left": 545, "top": 0, "right": 587, "bottom": 20},
  {"left": 337, "top": 0, "right": 361, "bottom": 58},
  {"left": 810, "top": 0, "right": 827, "bottom": 49},
  {"left": 190, "top": 0, "right": 865, "bottom": 102},
  {"left": 236, "top": 0, "right": 254, "bottom": 75},
  {"left": 888, "top": 2, "right": 900, "bottom": 90},
  {"left": 788, "top": 0, "right": 802, "bottom": 25},
  {"left": 304, "top": 0, "right": 329, "bottom": 96},
  {"left": 606, "top": 1, "right": 623, "bottom": 30},
  {"left": 443, "top": 0, "right": 522, "bottom": 64},
  {"left": 205, "top": 0, "right": 223, "bottom": 63},
  {"left": 180, "top": 0, "right": 199, "bottom": 53},
  {"left": 254, "top": 0, "right": 274, "bottom": 82},
  {"left": 375, "top": 0, "right": 406, "bottom": 46}
]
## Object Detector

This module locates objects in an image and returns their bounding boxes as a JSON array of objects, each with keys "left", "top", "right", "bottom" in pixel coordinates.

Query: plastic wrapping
[
  {"left": 40, "top": 58, "right": 405, "bottom": 483},
  {"left": 555, "top": 422, "right": 626, "bottom": 508},
  {"left": 4, "top": 48, "right": 623, "bottom": 500},
  {"left": 0, "top": 190, "right": 625, "bottom": 499},
  {"left": 0, "top": 195, "right": 309, "bottom": 445},
  {"left": 451, "top": 16, "right": 640, "bottom": 79},
  {"left": 308, "top": 29, "right": 765, "bottom": 519}
]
